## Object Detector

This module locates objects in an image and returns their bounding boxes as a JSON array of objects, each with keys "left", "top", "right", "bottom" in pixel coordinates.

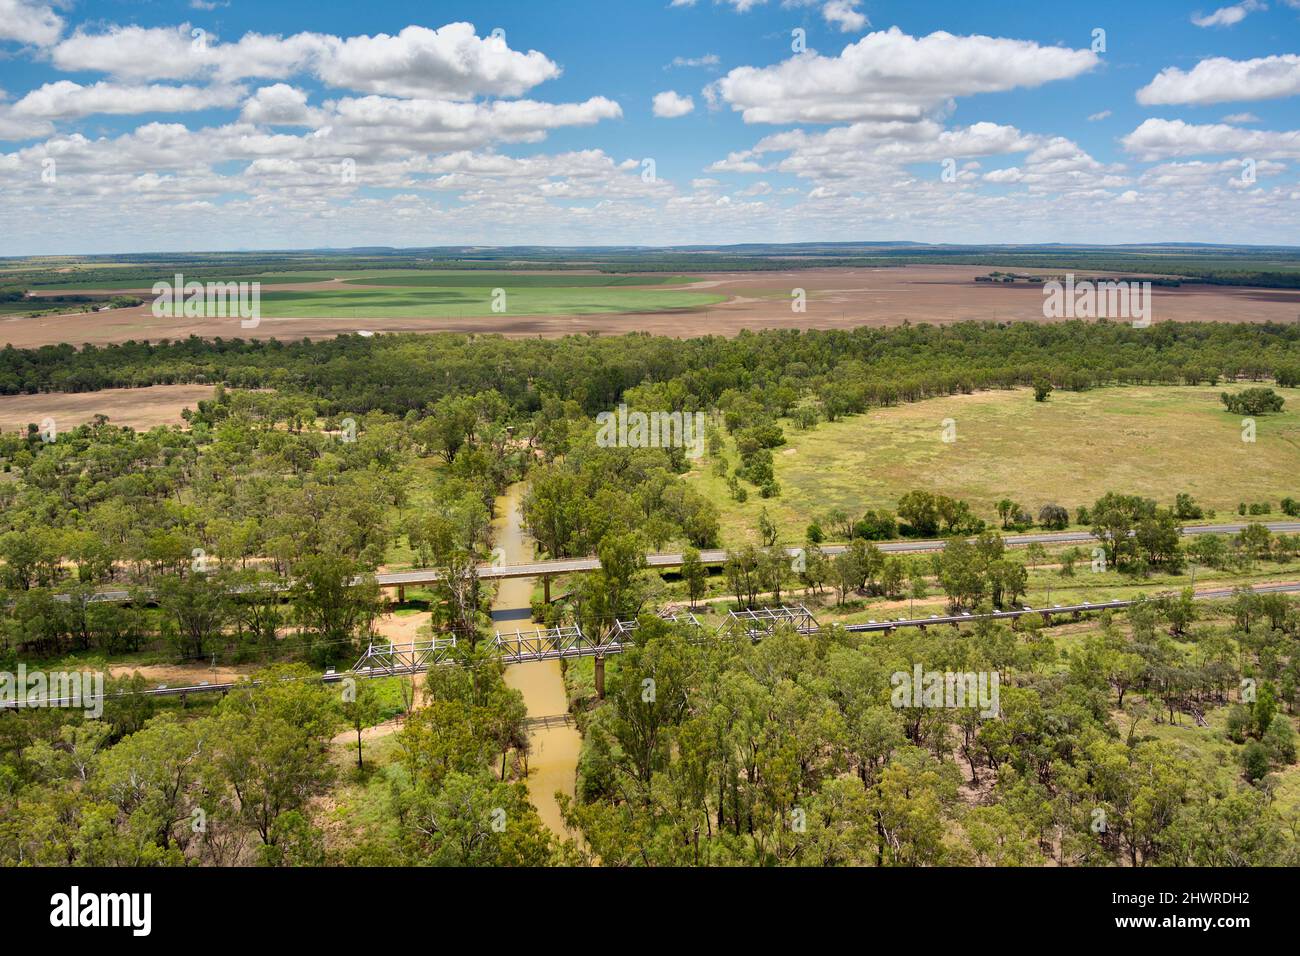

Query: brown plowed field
[{"left": 0, "top": 384, "right": 216, "bottom": 433}]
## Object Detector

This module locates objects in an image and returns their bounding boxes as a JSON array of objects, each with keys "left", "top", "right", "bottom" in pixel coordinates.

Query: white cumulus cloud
[
  {"left": 240, "top": 85, "right": 323, "bottom": 126},
  {"left": 0, "top": 0, "right": 64, "bottom": 47},
  {"left": 652, "top": 90, "right": 695, "bottom": 118},
  {"left": 1137, "top": 55, "right": 1300, "bottom": 106},
  {"left": 13, "top": 81, "right": 247, "bottom": 119},
  {"left": 50, "top": 22, "right": 562, "bottom": 99},
  {"left": 1191, "top": 0, "right": 1265, "bottom": 27},
  {"left": 1122, "top": 117, "right": 1300, "bottom": 160},
  {"left": 716, "top": 27, "right": 1099, "bottom": 124}
]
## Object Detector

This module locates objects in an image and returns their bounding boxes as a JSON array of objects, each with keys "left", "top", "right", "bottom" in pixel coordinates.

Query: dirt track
[{"left": 6, "top": 265, "right": 1298, "bottom": 347}]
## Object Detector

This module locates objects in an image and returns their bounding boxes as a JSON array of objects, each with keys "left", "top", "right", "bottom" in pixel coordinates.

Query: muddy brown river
[{"left": 491, "top": 482, "right": 581, "bottom": 837}]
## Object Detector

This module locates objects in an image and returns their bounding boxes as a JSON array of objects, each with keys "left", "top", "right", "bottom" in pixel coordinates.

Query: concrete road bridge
[{"left": 47, "top": 521, "right": 1300, "bottom": 607}]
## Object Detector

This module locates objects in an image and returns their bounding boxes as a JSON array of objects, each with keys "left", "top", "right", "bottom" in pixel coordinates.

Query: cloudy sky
[{"left": 2, "top": 0, "right": 1298, "bottom": 255}]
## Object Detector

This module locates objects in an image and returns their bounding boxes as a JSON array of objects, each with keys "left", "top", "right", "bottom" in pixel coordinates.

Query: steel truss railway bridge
[{"left": 11, "top": 581, "right": 1299, "bottom": 710}]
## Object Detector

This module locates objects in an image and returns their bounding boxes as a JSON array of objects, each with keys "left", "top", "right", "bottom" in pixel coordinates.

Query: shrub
[
  {"left": 1221, "top": 387, "right": 1285, "bottom": 416},
  {"left": 1173, "top": 493, "right": 1203, "bottom": 520},
  {"left": 1241, "top": 740, "right": 1271, "bottom": 783},
  {"left": 1038, "top": 504, "right": 1069, "bottom": 530}
]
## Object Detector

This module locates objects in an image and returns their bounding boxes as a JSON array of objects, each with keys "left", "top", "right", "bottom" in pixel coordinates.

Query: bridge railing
[
  {"left": 490, "top": 624, "right": 623, "bottom": 663},
  {"left": 12, "top": 586, "right": 1294, "bottom": 707},
  {"left": 720, "top": 605, "right": 820, "bottom": 641},
  {"left": 353, "top": 635, "right": 459, "bottom": 675}
]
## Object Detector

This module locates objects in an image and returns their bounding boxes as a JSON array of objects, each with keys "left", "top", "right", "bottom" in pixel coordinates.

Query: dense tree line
[
  {"left": 560, "top": 596, "right": 1300, "bottom": 865},
  {"left": 3, "top": 322, "right": 1299, "bottom": 418}
]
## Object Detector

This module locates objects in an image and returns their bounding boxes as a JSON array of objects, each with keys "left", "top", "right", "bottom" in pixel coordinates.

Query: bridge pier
[
  {"left": 594, "top": 655, "right": 606, "bottom": 700},
  {"left": 397, "top": 585, "right": 406, "bottom": 604},
  {"left": 1040, "top": 611, "right": 1053, "bottom": 626},
  {"left": 543, "top": 574, "right": 552, "bottom": 605}
]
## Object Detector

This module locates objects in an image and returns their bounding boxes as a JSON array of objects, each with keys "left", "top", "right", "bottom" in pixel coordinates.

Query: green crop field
[
  {"left": 339, "top": 272, "right": 690, "bottom": 288},
  {"left": 687, "top": 385, "right": 1300, "bottom": 546},
  {"left": 255, "top": 285, "right": 725, "bottom": 318},
  {"left": 19, "top": 269, "right": 719, "bottom": 317},
  {"left": 0, "top": 300, "right": 59, "bottom": 314}
]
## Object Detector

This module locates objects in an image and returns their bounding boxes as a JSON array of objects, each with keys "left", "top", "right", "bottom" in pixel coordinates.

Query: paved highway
[
  {"left": 52, "top": 520, "right": 1300, "bottom": 604},
  {"left": 375, "top": 520, "right": 1300, "bottom": 586}
]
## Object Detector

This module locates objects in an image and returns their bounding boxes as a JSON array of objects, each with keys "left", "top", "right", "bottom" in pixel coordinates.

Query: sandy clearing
[
  {"left": 4, "top": 265, "right": 1298, "bottom": 348},
  {"left": 107, "top": 661, "right": 252, "bottom": 686},
  {"left": 331, "top": 715, "right": 407, "bottom": 746},
  {"left": 372, "top": 610, "right": 428, "bottom": 644}
]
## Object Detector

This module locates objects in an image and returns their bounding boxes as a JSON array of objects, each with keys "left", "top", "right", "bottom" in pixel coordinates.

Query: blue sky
[{"left": 1, "top": 0, "right": 1298, "bottom": 254}]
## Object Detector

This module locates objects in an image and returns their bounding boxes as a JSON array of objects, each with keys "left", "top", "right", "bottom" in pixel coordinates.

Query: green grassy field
[
  {"left": 256, "top": 285, "right": 724, "bottom": 318},
  {"left": 338, "top": 272, "right": 689, "bottom": 288},
  {"left": 0, "top": 300, "right": 79, "bottom": 314},
  {"left": 687, "top": 385, "right": 1300, "bottom": 546},
  {"left": 26, "top": 269, "right": 722, "bottom": 316},
  {"left": 0, "top": 296, "right": 135, "bottom": 316}
]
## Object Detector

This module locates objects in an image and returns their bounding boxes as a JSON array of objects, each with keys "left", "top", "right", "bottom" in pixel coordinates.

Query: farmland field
[
  {"left": 6, "top": 264, "right": 1300, "bottom": 349},
  {"left": 338, "top": 272, "right": 690, "bottom": 288},
  {"left": 687, "top": 385, "right": 1300, "bottom": 546},
  {"left": 254, "top": 285, "right": 726, "bottom": 318},
  {"left": 0, "top": 384, "right": 217, "bottom": 432},
  {"left": 27, "top": 270, "right": 694, "bottom": 291}
]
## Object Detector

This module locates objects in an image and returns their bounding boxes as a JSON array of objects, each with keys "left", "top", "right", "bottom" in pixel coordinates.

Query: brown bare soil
[
  {"left": 5, "top": 266, "right": 1298, "bottom": 347},
  {"left": 107, "top": 662, "right": 252, "bottom": 686},
  {"left": 0, "top": 384, "right": 216, "bottom": 433},
  {"left": 372, "top": 610, "right": 428, "bottom": 644}
]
